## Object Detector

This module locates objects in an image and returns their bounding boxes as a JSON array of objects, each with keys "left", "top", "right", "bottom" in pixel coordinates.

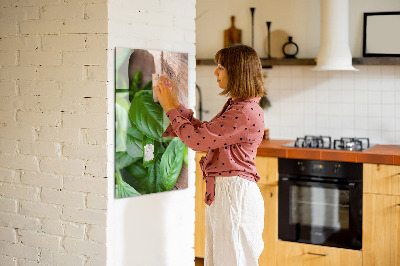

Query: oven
[{"left": 278, "top": 158, "right": 363, "bottom": 250}]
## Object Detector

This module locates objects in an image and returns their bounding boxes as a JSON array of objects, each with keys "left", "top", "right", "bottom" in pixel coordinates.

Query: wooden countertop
[{"left": 257, "top": 139, "right": 400, "bottom": 165}]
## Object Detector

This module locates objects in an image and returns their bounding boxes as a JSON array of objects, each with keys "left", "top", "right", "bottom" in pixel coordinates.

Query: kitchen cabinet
[
  {"left": 194, "top": 154, "right": 279, "bottom": 265},
  {"left": 256, "top": 156, "right": 278, "bottom": 266},
  {"left": 363, "top": 193, "right": 400, "bottom": 266},
  {"left": 259, "top": 184, "right": 278, "bottom": 266},
  {"left": 363, "top": 163, "right": 400, "bottom": 266},
  {"left": 195, "top": 152, "right": 207, "bottom": 258},
  {"left": 363, "top": 163, "right": 400, "bottom": 196},
  {"left": 276, "top": 241, "right": 362, "bottom": 266},
  {"left": 255, "top": 156, "right": 278, "bottom": 186}
]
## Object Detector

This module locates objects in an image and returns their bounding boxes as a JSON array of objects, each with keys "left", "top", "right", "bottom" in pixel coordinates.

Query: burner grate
[
  {"left": 295, "top": 135, "right": 332, "bottom": 149},
  {"left": 287, "top": 136, "right": 372, "bottom": 151},
  {"left": 333, "top": 137, "right": 370, "bottom": 151}
]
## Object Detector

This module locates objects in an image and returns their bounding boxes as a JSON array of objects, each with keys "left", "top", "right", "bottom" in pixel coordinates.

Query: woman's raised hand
[
  {"left": 159, "top": 74, "right": 180, "bottom": 108},
  {"left": 154, "top": 75, "right": 176, "bottom": 113}
]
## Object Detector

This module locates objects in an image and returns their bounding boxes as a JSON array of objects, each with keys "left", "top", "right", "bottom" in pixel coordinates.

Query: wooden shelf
[
  {"left": 352, "top": 57, "right": 400, "bottom": 65},
  {"left": 196, "top": 57, "right": 400, "bottom": 67}
]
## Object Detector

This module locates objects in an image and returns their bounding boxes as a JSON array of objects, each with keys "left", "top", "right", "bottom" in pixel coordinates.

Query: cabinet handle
[
  {"left": 397, "top": 204, "right": 400, "bottom": 207},
  {"left": 307, "top": 252, "right": 328, "bottom": 256}
]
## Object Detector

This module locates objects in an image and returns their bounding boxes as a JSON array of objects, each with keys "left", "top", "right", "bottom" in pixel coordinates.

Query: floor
[{"left": 195, "top": 257, "right": 204, "bottom": 266}]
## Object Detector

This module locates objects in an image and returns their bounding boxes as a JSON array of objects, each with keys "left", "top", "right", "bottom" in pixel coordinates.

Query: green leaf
[
  {"left": 129, "top": 90, "right": 164, "bottom": 141},
  {"left": 121, "top": 159, "right": 158, "bottom": 194},
  {"left": 130, "top": 71, "right": 142, "bottom": 101},
  {"left": 115, "top": 170, "right": 140, "bottom": 198},
  {"left": 126, "top": 125, "right": 143, "bottom": 159},
  {"left": 115, "top": 48, "right": 132, "bottom": 90},
  {"left": 142, "top": 80, "right": 153, "bottom": 90},
  {"left": 115, "top": 94, "right": 131, "bottom": 153},
  {"left": 160, "top": 138, "right": 185, "bottom": 191},
  {"left": 183, "top": 145, "right": 188, "bottom": 166},
  {"left": 116, "top": 93, "right": 130, "bottom": 112},
  {"left": 115, "top": 48, "right": 132, "bottom": 71},
  {"left": 148, "top": 154, "right": 163, "bottom": 192},
  {"left": 120, "top": 161, "right": 149, "bottom": 194},
  {"left": 115, "top": 152, "right": 139, "bottom": 170}
]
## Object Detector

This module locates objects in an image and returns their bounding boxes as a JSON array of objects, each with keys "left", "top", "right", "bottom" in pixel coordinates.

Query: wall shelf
[{"left": 196, "top": 57, "right": 400, "bottom": 67}]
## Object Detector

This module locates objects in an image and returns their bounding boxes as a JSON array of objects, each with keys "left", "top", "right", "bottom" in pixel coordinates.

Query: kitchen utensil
[
  {"left": 266, "top": 21, "right": 272, "bottom": 58},
  {"left": 224, "top": 16, "right": 242, "bottom": 48},
  {"left": 250, "top": 7, "right": 255, "bottom": 48}
]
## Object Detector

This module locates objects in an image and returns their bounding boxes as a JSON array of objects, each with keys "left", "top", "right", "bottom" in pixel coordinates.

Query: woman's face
[{"left": 214, "top": 64, "right": 228, "bottom": 89}]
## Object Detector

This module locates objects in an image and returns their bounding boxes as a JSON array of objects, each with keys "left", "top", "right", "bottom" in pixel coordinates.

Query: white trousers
[{"left": 205, "top": 176, "right": 265, "bottom": 266}]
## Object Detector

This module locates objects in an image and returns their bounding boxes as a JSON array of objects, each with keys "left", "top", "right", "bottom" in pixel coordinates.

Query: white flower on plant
[{"left": 144, "top": 144, "right": 155, "bottom": 161}]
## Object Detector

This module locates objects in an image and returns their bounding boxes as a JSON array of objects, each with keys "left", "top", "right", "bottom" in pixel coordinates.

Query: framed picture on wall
[
  {"left": 363, "top": 11, "right": 400, "bottom": 57},
  {"left": 114, "top": 48, "right": 189, "bottom": 199}
]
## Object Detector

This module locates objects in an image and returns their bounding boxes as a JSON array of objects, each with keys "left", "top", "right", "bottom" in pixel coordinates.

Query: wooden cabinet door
[
  {"left": 364, "top": 164, "right": 400, "bottom": 196},
  {"left": 195, "top": 152, "right": 207, "bottom": 258},
  {"left": 363, "top": 193, "right": 400, "bottom": 266},
  {"left": 255, "top": 156, "right": 278, "bottom": 186},
  {"left": 277, "top": 241, "right": 362, "bottom": 266},
  {"left": 259, "top": 185, "right": 278, "bottom": 266}
]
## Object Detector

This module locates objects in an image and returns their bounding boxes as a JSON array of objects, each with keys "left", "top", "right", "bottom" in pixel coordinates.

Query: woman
[{"left": 154, "top": 44, "right": 266, "bottom": 266}]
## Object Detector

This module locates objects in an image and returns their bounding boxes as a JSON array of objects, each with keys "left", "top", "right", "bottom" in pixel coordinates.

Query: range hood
[{"left": 314, "top": 0, "right": 358, "bottom": 71}]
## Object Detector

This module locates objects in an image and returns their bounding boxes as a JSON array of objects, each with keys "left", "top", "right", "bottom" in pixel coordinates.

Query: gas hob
[{"left": 282, "top": 135, "right": 375, "bottom": 151}]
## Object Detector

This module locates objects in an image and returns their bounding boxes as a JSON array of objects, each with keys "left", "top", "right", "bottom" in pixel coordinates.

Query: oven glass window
[{"left": 290, "top": 186, "right": 349, "bottom": 230}]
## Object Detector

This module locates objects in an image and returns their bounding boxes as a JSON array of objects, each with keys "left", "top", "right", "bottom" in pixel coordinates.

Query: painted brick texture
[{"left": 0, "top": 0, "right": 108, "bottom": 265}]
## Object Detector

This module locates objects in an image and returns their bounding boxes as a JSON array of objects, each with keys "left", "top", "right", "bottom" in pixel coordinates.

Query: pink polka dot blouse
[{"left": 162, "top": 97, "right": 265, "bottom": 205}]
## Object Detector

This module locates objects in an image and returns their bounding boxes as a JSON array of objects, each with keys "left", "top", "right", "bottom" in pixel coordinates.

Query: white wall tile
[
  {"left": 382, "top": 117, "right": 396, "bottom": 131},
  {"left": 197, "top": 65, "right": 400, "bottom": 144},
  {"left": 382, "top": 105, "right": 395, "bottom": 118},
  {"left": 367, "top": 104, "right": 382, "bottom": 118},
  {"left": 382, "top": 90, "right": 395, "bottom": 104},
  {"left": 355, "top": 116, "right": 368, "bottom": 130}
]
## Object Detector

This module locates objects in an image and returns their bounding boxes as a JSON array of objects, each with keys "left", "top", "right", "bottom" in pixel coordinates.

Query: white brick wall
[{"left": 0, "top": 0, "right": 108, "bottom": 265}]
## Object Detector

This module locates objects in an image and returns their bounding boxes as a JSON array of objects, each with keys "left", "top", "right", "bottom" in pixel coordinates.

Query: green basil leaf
[
  {"left": 149, "top": 154, "right": 163, "bottom": 192},
  {"left": 130, "top": 71, "right": 142, "bottom": 101},
  {"left": 115, "top": 48, "right": 132, "bottom": 72},
  {"left": 121, "top": 157, "right": 160, "bottom": 194},
  {"left": 115, "top": 48, "right": 132, "bottom": 90},
  {"left": 129, "top": 90, "right": 164, "bottom": 141},
  {"left": 160, "top": 138, "right": 185, "bottom": 191},
  {"left": 120, "top": 161, "right": 149, "bottom": 194},
  {"left": 115, "top": 170, "right": 140, "bottom": 198},
  {"left": 126, "top": 125, "right": 143, "bottom": 159},
  {"left": 115, "top": 94, "right": 131, "bottom": 153},
  {"left": 142, "top": 80, "right": 153, "bottom": 90},
  {"left": 183, "top": 145, "right": 188, "bottom": 166},
  {"left": 115, "top": 152, "right": 138, "bottom": 170}
]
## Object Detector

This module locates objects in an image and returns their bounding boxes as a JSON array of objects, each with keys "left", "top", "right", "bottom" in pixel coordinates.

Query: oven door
[{"left": 278, "top": 176, "right": 362, "bottom": 250}]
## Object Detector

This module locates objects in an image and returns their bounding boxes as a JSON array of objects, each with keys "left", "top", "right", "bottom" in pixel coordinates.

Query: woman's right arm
[{"left": 162, "top": 103, "right": 202, "bottom": 138}]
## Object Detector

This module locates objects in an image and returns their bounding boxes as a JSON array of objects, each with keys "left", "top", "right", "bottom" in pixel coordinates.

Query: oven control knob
[
  {"left": 297, "top": 161, "right": 305, "bottom": 171},
  {"left": 334, "top": 164, "right": 341, "bottom": 174}
]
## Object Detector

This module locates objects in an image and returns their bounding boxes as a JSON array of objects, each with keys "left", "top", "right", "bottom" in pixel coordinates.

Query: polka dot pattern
[{"left": 162, "top": 98, "right": 265, "bottom": 206}]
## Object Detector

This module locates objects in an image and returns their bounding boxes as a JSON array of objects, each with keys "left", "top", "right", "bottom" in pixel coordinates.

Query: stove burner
[
  {"left": 295, "top": 135, "right": 332, "bottom": 149},
  {"left": 286, "top": 136, "right": 372, "bottom": 151},
  {"left": 333, "top": 137, "right": 370, "bottom": 151}
]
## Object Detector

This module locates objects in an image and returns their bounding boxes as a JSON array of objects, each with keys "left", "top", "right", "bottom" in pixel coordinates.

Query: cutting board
[{"left": 224, "top": 16, "right": 242, "bottom": 48}]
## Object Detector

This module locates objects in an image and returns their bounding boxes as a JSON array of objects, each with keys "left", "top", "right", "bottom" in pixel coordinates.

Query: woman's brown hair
[{"left": 214, "top": 44, "right": 266, "bottom": 99}]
